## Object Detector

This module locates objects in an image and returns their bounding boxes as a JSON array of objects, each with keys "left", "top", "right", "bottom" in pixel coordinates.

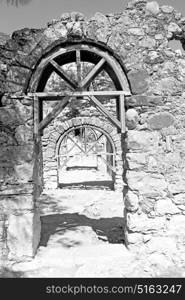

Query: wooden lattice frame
[{"left": 30, "top": 44, "right": 131, "bottom": 139}]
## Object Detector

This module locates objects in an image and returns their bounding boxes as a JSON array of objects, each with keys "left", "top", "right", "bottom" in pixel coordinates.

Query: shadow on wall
[{"left": 40, "top": 213, "right": 125, "bottom": 247}]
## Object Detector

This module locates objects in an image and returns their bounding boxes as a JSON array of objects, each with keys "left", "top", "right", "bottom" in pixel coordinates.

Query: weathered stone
[
  {"left": 140, "top": 196, "right": 156, "bottom": 214},
  {"left": 126, "top": 95, "right": 163, "bottom": 107},
  {"left": 15, "top": 125, "right": 33, "bottom": 144},
  {"left": 173, "top": 194, "right": 185, "bottom": 205},
  {"left": 128, "top": 28, "right": 144, "bottom": 36},
  {"left": 71, "top": 22, "right": 83, "bottom": 37},
  {"left": 127, "top": 171, "right": 167, "bottom": 196},
  {"left": 127, "top": 131, "right": 160, "bottom": 152},
  {"left": 168, "top": 23, "right": 182, "bottom": 34},
  {"left": 139, "top": 37, "right": 156, "bottom": 48},
  {"left": 167, "top": 173, "right": 185, "bottom": 194},
  {"left": 145, "top": 51, "right": 164, "bottom": 65},
  {"left": 155, "top": 199, "right": 179, "bottom": 216},
  {"left": 7, "top": 211, "right": 41, "bottom": 260},
  {"left": 146, "top": 1, "right": 160, "bottom": 15},
  {"left": 125, "top": 232, "right": 143, "bottom": 244},
  {"left": 147, "top": 156, "right": 158, "bottom": 172},
  {"left": 14, "top": 162, "right": 34, "bottom": 183},
  {"left": 126, "top": 109, "right": 139, "bottom": 129},
  {"left": 167, "top": 215, "right": 185, "bottom": 237},
  {"left": 86, "top": 13, "right": 110, "bottom": 43},
  {"left": 161, "top": 5, "right": 174, "bottom": 14},
  {"left": 146, "top": 237, "right": 178, "bottom": 254},
  {"left": 125, "top": 190, "right": 139, "bottom": 212},
  {"left": 43, "top": 23, "right": 67, "bottom": 40},
  {"left": 148, "top": 112, "right": 175, "bottom": 130},
  {"left": 127, "top": 69, "right": 149, "bottom": 94},
  {"left": 127, "top": 213, "right": 166, "bottom": 233},
  {"left": 126, "top": 153, "right": 147, "bottom": 170}
]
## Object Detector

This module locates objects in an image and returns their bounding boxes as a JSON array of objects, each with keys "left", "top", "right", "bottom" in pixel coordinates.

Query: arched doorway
[
  {"left": 29, "top": 43, "right": 130, "bottom": 191},
  {"left": 56, "top": 124, "right": 116, "bottom": 190}
]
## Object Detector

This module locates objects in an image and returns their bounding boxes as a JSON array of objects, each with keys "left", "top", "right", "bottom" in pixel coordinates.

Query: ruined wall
[
  {"left": 1, "top": 0, "right": 185, "bottom": 262},
  {"left": 0, "top": 95, "right": 41, "bottom": 264}
]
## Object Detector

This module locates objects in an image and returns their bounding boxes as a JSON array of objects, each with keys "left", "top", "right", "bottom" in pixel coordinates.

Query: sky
[{"left": 0, "top": 0, "right": 185, "bottom": 35}]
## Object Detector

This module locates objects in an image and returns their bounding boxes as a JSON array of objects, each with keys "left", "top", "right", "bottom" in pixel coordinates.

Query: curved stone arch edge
[
  {"left": 27, "top": 42, "right": 130, "bottom": 94},
  {"left": 46, "top": 117, "right": 122, "bottom": 161},
  {"left": 42, "top": 117, "right": 124, "bottom": 190}
]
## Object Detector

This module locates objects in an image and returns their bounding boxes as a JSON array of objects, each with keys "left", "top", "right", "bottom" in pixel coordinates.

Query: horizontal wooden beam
[{"left": 28, "top": 91, "right": 131, "bottom": 100}]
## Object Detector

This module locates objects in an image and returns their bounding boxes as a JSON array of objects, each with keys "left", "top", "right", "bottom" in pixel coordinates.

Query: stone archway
[
  {"left": 29, "top": 42, "right": 130, "bottom": 191},
  {"left": 42, "top": 117, "right": 124, "bottom": 191},
  {"left": 29, "top": 41, "right": 130, "bottom": 258}
]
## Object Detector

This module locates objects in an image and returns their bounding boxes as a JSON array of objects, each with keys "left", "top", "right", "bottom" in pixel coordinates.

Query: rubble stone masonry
[{"left": 1, "top": 0, "right": 185, "bottom": 264}]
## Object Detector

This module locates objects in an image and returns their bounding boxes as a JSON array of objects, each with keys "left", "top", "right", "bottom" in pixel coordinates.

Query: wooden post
[
  {"left": 76, "top": 49, "right": 82, "bottom": 86},
  {"left": 119, "top": 94, "right": 126, "bottom": 133},
  {"left": 34, "top": 95, "right": 39, "bottom": 142}
]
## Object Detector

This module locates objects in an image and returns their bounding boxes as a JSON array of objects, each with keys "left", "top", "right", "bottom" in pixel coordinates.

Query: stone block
[
  {"left": 155, "top": 199, "right": 180, "bottom": 216},
  {"left": 0, "top": 194, "right": 34, "bottom": 214},
  {"left": 127, "top": 171, "right": 167, "bottom": 196},
  {"left": 167, "top": 173, "right": 185, "bottom": 194},
  {"left": 126, "top": 109, "right": 139, "bottom": 129},
  {"left": 14, "top": 162, "right": 34, "bottom": 183},
  {"left": 125, "top": 190, "right": 139, "bottom": 212},
  {"left": 148, "top": 112, "right": 175, "bottom": 130},
  {"left": 173, "top": 194, "right": 185, "bottom": 205},
  {"left": 0, "top": 145, "right": 34, "bottom": 164},
  {"left": 140, "top": 196, "right": 156, "bottom": 214},
  {"left": 146, "top": 237, "right": 178, "bottom": 254},
  {"left": 167, "top": 215, "right": 185, "bottom": 236},
  {"left": 161, "top": 5, "right": 174, "bottom": 13},
  {"left": 126, "top": 153, "right": 147, "bottom": 170},
  {"left": 126, "top": 212, "right": 166, "bottom": 233},
  {"left": 127, "top": 131, "right": 160, "bottom": 152},
  {"left": 7, "top": 211, "right": 41, "bottom": 261},
  {"left": 146, "top": 1, "right": 160, "bottom": 15},
  {"left": 126, "top": 95, "right": 163, "bottom": 107},
  {"left": 127, "top": 69, "right": 149, "bottom": 95},
  {"left": 15, "top": 125, "right": 33, "bottom": 145},
  {"left": 125, "top": 232, "right": 143, "bottom": 244}
]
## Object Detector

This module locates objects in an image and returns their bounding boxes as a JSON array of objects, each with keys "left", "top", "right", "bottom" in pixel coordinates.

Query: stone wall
[
  {"left": 1, "top": 0, "right": 185, "bottom": 262},
  {"left": 0, "top": 95, "right": 41, "bottom": 264}
]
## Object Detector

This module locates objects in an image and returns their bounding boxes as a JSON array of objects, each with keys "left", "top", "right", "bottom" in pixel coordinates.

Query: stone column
[{"left": 0, "top": 95, "right": 42, "bottom": 263}]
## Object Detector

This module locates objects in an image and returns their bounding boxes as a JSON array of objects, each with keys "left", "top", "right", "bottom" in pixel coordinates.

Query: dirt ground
[{"left": 8, "top": 169, "right": 185, "bottom": 278}]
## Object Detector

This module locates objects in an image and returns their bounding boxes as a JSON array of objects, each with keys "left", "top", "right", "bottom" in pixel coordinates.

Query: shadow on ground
[
  {"left": 40, "top": 213, "right": 125, "bottom": 247},
  {"left": 0, "top": 267, "right": 23, "bottom": 278},
  {"left": 58, "top": 180, "right": 114, "bottom": 190}
]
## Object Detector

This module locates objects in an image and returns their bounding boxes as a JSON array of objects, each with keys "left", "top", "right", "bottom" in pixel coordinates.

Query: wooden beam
[
  {"left": 76, "top": 49, "right": 82, "bottom": 86},
  {"left": 67, "top": 134, "right": 87, "bottom": 155},
  {"left": 98, "top": 155, "right": 116, "bottom": 173},
  {"left": 80, "top": 58, "right": 106, "bottom": 89},
  {"left": 119, "top": 94, "right": 126, "bottom": 133},
  {"left": 39, "top": 96, "right": 71, "bottom": 131},
  {"left": 29, "top": 91, "right": 130, "bottom": 100},
  {"left": 34, "top": 95, "right": 39, "bottom": 141},
  {"left": 86, "top": 133, "right": 104, "bottom": 154},
  {"left": 50, "top": 60, "right": 78, "bottom": 90},
  {"left": 89, "top": 95, "right": 121, "bottom": 130}
]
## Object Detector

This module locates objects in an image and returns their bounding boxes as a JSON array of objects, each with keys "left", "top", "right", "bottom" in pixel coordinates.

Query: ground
[{"left": 1, "top": 169, "right": 185, "bottom": 278}]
